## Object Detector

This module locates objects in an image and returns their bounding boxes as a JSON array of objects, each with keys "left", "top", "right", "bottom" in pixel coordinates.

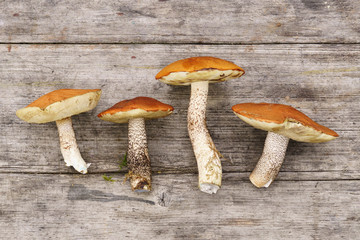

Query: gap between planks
[
  {"left": 1, "top": 171, "right": 359, "bottom": 182},
  {"left": 1, "top": 42, "right": 360, "bottom": 45}
]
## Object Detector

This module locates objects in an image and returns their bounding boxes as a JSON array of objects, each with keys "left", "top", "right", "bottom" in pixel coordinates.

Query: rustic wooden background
[{"left": 1, "top": 1, "right": 359, "bottom": 239}]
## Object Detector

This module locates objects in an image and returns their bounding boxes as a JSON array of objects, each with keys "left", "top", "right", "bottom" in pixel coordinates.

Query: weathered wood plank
[
  {"left": 0, "top": 0, "right": 359, "bottom": 44},
  {"left": 0, "top": 44, "right": 359, "bottom": 177},
  {"left": 0, "top": 173, "right": 359, "bottom": 239}
]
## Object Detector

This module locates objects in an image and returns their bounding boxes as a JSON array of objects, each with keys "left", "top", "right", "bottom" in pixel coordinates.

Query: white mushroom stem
[
  {"left": 188, "top": 81, "right": 222, "bottom": 194},
  {"left": 249, "top": 131, "right": 290, "bottom": 188},
  {"left": 127, "top": 118, "right": 151, "bottom": 192},
  {"left": 56, "top": 117, "right": 90, "bottom": 174}
]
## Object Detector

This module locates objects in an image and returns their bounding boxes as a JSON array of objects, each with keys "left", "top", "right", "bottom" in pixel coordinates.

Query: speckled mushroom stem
[
  {"left": 127, "top": 118, "right": 151, "bottom": 192},
  {"left": 188, "top": 81, "right": 222, "bottom": 194},
  {"left": 56, "top": 117, "right": 90, "bottom": 174},
  {"left": 250, "top": 131, "right": 290, "bottom": 188}
]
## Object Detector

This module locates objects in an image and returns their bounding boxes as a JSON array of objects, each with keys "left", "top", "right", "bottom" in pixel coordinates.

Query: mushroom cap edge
[
  {"left": 16, "top": 89, "right": 102, "bottom": 123},
  {"left": 232, "top": 102, "right": 338, "bottom": 143}
]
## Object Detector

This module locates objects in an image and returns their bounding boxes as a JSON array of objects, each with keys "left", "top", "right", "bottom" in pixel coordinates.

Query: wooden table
[{"left": 1, "top": 1, "right": 359, "bottom": 239}]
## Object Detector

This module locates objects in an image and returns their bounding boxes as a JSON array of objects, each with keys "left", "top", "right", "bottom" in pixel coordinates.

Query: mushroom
[
  {"left": 16, "top": 89, "right": 102, "bottom": 174},
  {"left": 97, "top": 97, "right": 174, "bottom": 192},
  {"left": 232, "top": 102, "right": 339, "bottom": 188},
  {"left": 156, "top": 56, "right": 245, "bottom": 194}
]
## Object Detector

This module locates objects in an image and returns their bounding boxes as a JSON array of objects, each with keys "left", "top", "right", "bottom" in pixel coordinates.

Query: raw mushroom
[
  {"left": 232, "top": 103, "right": 339, "bottom": 188},
  {"left": 16, "top": 89, "right": 102, "bottom": 174},
  {"left": 156, "top": 56, "right": 245, "bottom": 194},
  {"left": 98, "top": 97, "right": 174, "bottom": 192}
]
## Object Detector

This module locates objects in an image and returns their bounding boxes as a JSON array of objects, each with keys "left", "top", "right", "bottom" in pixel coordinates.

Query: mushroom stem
[
  {"left": 127, "top": 118, "right": 151, "bottom": 192},
  {"left": 56, "top": 117, "right": 90, "bottom": 174},
  {"left": 188, "top": 81, "right": 222, "bottom": 194},
  {"left": 249, "top": 131, "right": 290, "bottom": 188}
]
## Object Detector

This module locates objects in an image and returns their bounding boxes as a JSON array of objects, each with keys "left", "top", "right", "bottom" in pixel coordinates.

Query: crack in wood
[{"left": 68, "top": 184, "right": 155, "bottom": 205}]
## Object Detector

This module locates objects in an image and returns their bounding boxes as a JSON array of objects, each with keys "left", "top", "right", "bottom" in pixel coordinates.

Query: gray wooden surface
[
  {"left": 0, "top": 0, "right": 359, "bottom": 239},
  {"left": 1, "top": 174, "right": 359, "bottom": 240},
  {"left": 1, "top": 0, "right": 359, "bottom": 44}
]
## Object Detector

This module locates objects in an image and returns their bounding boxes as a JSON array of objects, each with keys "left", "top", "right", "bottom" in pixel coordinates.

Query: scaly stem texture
[
  {"left": 56, "top": 117, "right": 90, "bottom": 174},
  {"left": 250, "top": 132, "right": 290, "bottom": 188},
  {"left": 188, "top": 81, "right": 222, "bottom": 194},
  {"left": 128, "top": 118, "right": 151, "bottom": 192}
]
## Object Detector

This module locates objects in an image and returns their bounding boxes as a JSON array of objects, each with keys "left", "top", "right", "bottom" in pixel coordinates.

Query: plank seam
[
  {"left": 1, "top": 42, "right": 360, "bottom": 45},
  {"left": 0, "top": 170, "right": 358, "bottom": 174}
]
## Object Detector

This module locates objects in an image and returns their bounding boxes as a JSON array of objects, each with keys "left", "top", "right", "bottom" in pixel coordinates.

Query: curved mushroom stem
[
  {"left": 128, "top": 118, "right": 151, "bottom": 192},
  {"left": 188, "top": 81, "right": 222, "bottom": 194},
  {"left": 56, "top": 117, "right": 90, "bottom": 174},
  {"left": 249, "top": 132, "right": 290, "bottom": 188}
]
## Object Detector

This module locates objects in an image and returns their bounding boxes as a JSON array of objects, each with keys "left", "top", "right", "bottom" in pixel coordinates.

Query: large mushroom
[
  {"left": 156, "top": 56, "right": 245, "bottom": 194},
  {"left": 232, "top": 102, "right": 339, "bottom": 188},
  {"left": 97, "top": 97, "right": 174, "bottom": 192},
  {"left": 16, "top": 89, "right": 102, "bottom": 174}
]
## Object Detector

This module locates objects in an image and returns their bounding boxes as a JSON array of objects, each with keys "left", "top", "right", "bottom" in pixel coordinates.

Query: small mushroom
[
  {"left": 156, "top": 56, "right": 245, "bottom": 194},
  {"left": 232, "top": 103, "right": 339, "bottom": 188},
  {"left": 98, "top": 97, "right": 174, "bottom": 192},
  {"left": 16, "top": 89, "right": 102, "bottom": 174}
]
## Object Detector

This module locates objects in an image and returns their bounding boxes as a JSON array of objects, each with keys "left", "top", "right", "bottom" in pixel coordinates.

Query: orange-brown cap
[
  {"left": 232, "top": 103, "right": 339, "bottom": 143},
  {"left": 155, "top": 56, "right": 245, "bottom": 85},
  {"left": 16, "top": 89, "right": 102, "bottom": 123},
  {"left": 98, "top": 97, "right": 174, "bottom": 123}
]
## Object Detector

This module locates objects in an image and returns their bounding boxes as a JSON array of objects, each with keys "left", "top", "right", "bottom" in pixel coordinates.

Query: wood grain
[
  {"left": 0, "top": 0, "right": 359, "bottom": 44},
  {"left": 1, "top": 1, "right": 359, "bottom": 238},
  {"left": 1, "top": 44, "right": 358, "bottom": 177},
  {"left": 0, "top": 173, "right": 359, "bottom": 240}
]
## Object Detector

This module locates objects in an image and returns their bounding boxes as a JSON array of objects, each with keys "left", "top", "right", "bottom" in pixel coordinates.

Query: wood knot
[{"left": 157, "top": 190, "right": 171, "bottom": 207}]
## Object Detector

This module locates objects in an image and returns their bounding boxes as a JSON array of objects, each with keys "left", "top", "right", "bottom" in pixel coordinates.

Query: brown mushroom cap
[
  {"left": 155, "top": 56, "right": 245, "bottom": 85},
  {"left": 16, "top": 89, "right": 102, "bottom": 123},
  {"left": 98, "top": 97, "right": 174, "bottom": 123},
  {"left": 232, "top": 103, "right": 339, "bottom": 143}
]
